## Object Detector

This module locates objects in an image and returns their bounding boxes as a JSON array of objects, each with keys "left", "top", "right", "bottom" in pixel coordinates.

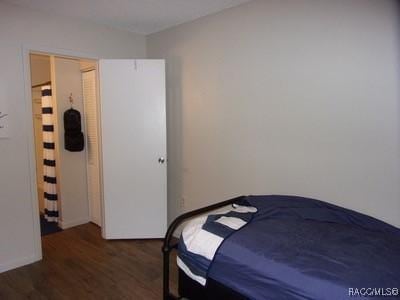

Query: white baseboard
[
  {"left": 59, "top": 217, "right": 90, "bottom": 229},
  {"left": 0, "top": 253, "right": 42, "bottom": 274}
]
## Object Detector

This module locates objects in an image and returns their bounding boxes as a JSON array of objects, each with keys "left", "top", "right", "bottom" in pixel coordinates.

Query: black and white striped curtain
[{"left": 41, "top": 85, "right": 59, "bottom": 222}]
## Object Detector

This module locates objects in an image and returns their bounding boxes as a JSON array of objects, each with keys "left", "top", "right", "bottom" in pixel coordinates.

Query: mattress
[{"left": 178, "top": 195, "right": 400, "bottom": 300}]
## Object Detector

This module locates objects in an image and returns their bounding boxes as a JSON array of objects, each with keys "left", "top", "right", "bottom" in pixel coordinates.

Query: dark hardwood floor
[{"left": 0, "top": 223, "right": 178, "bottom": 299}]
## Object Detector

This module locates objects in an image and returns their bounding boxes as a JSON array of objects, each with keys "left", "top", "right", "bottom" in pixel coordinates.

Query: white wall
[
  {"left": 53, "top": 57, "right": 90, "bottom": 229},
  {"left": 0, "top": 2, "right": 146, "bottom": 272},
  {"left": 148, "top": 0, "right": 400, "bottom": 227}
]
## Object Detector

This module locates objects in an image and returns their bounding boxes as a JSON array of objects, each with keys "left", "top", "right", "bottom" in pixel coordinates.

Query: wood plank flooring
[{"left": 0, "top": 223, "right": 178, "bottom": 299}]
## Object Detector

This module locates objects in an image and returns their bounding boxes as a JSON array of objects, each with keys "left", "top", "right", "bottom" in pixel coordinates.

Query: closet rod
[{"left": 32, "top": 80, "right": 51, "bottom": 88}]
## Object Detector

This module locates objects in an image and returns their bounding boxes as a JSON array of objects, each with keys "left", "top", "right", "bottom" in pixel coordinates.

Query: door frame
[{"left": 22, "top": 45, "right": 103, "bottom": 263}]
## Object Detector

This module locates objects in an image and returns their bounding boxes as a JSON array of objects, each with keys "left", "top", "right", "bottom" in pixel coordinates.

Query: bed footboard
[{"left": 162, "top": 195, "right": 246, "bottom": 300}]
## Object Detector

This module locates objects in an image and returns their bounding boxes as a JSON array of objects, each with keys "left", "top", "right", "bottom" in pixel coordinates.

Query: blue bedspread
[{"left": 191, "top": 195, "right": 400, "bottom": 299}]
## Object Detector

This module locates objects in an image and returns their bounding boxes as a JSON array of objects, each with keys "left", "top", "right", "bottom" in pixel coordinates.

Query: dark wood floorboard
[{"left": 0, "top": 223, "right": 178, "bottom": 299}]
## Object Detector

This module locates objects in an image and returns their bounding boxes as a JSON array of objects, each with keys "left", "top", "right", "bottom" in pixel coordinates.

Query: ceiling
[{"left": 3, "top": 0, "right": 252, "bottom": 35}]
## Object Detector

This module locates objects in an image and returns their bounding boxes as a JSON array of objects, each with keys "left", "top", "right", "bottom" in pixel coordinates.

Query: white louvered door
[
  {"left": 99, "top": 59, "right": 167, "bottom": 239},
  {"left": 82, "top": 70, "right": 102, "bottom": 226}
]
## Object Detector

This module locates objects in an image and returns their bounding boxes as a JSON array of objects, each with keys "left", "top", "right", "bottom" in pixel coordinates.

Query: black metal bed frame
[{"left": 162, "top": 195, "right": 246, "bottom": 300}]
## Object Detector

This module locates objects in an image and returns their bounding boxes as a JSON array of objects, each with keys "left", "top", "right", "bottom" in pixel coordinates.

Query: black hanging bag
[{"left": 64, "top": 108, "right": 84, "bottom": 152}]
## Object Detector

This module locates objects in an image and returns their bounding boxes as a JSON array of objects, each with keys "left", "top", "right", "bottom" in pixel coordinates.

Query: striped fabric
[
  {"left": 41, "top": 85, "right": 58, "bottom": 222},
  {"left": 177, "top": 201, "right": 257, "bottom": 286}
]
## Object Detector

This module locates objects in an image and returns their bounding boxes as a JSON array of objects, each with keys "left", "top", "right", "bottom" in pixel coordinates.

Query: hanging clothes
[
  {"left": 41, "top": 85, "right": 59, "bottom": 222},
  {"left": 64, "top": 108, "right": 84, "bottom": 152}
]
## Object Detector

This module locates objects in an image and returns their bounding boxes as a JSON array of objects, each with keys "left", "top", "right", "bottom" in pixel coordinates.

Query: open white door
[{"left": 99, "top": 59, "right": 167, "bottom": 239}]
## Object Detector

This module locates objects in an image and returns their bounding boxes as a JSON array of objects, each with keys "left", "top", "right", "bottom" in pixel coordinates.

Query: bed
[{"left": 162, "top": 195, "right": 400, "bottom": 300}]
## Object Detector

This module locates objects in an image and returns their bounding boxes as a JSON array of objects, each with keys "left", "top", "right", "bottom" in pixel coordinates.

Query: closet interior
[{"left": 30, "top": 53, "right": 102, "bottom": 236}]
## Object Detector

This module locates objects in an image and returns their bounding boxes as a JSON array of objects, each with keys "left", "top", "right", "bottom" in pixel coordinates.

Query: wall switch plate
[
  {"left": 0, "top": 111, "right": 9, "bottom": 138},
  {"left": 180, "top": 197, "right": 185, "bottom": 209}
]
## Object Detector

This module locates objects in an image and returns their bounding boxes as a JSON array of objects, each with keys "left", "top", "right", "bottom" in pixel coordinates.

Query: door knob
[{"left": 158, "top": 157, "right": 166, "bottom": 164}]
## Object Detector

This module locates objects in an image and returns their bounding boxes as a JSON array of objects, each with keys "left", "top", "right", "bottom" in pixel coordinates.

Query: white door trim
[{"left": 22, "top": 44, "right": 102, "bottom": 264}]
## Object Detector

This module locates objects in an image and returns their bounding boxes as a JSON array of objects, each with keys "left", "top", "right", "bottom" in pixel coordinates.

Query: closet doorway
[
  {"left": 25, "top": 47, "right": 167, "bottom": 264},
  {"left": 29, "top": 52, "right": 102, "bottom": 236}
]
